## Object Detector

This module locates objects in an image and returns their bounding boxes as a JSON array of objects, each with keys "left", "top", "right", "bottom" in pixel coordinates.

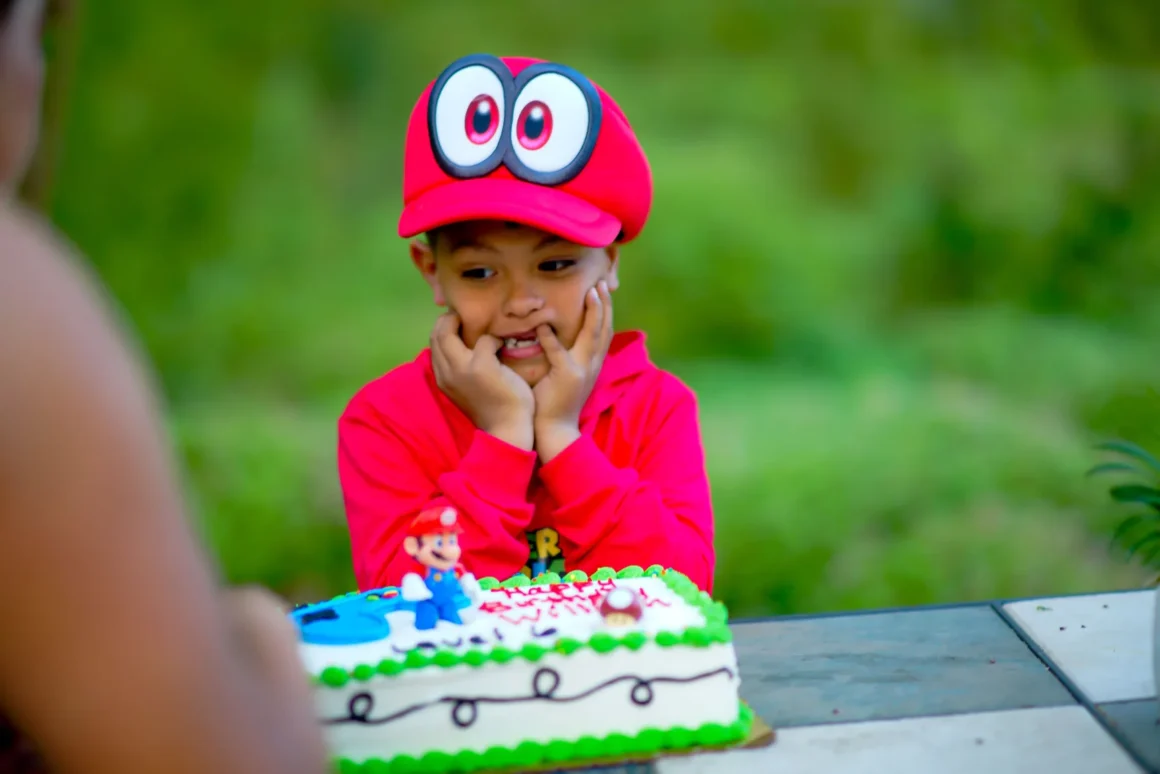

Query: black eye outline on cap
[
  {"left": 427, "top": 53, "right": 515, "bottom": 180},
  {"left": 503, "top": 62, "right": 603, "bottom": 186},
  {"left": 427, "top": 55, "right": 603, "bottom": 187}
]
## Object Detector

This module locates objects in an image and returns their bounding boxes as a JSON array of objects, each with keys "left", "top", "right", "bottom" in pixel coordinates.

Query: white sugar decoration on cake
[
  {"left": 604, "top": 587, "right": 637, "bottom": 610},
  {"left": 292, "top": 568, "right": 749, "bottom": 771}
]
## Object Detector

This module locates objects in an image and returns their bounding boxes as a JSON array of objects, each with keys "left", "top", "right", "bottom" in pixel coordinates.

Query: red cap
[
  {"left": 398, "top": 54, "right": 652, "bottom": 248},
  {"left": 406, "top": 506, "right": 464, "bottom": 538}
]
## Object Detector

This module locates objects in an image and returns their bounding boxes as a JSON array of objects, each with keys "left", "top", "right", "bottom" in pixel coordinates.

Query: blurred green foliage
[{"left": 47, "top": 0, "right": 1159, "bottom": 613}]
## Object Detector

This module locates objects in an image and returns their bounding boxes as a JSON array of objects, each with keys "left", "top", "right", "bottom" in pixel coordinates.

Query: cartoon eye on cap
[
  {"left": 426, "top": 54, "right": 602, "bottom": 187},
  {"left": 506, "top": 62, "right": 602, "bottom": 186},
  {"left": 428, "top": 54, "right": 512, "bottom": 179}
]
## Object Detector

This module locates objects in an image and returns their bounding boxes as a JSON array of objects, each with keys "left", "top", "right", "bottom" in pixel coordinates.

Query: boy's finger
[
  {"left": 537, "top": 324, "right": 568, "bottom": 367},
  {"left": 572, "top": 286, "right": 602, "bottom": 363},
  {"left": 430, "top": 340, "right": 453, "bottom": 380},
  {"left": 598, "top": 281, "right": 614, "bottom": 353},
  {"left": 473, "top": 333, "right": 503, "bottom": 362},
  {"left": 431, "top": 312, "right": 456, "bottom": 345},
  {"left": 434, "top": 313, "right": 470, "bottom": 363}
]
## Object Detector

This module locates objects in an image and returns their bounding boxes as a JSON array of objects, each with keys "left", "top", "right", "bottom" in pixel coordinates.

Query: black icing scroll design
[{"left": 322, "top": 666, "right": 735, "bottom": 730}]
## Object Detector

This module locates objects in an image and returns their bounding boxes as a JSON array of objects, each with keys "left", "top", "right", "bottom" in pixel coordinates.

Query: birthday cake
[{"left": 293, "top": 514, "right": 749, "bottom": 772}]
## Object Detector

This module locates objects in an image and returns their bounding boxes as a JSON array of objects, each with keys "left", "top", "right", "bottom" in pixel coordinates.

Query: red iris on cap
[
  {"left": 517, "top": 100, "right": 553, "bottom": 150},
  {"left": 466, "top": 94, "right": 499, "bottom": 145}
]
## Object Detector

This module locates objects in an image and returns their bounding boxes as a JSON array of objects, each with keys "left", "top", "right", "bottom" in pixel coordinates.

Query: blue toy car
[{"left": 290, "top": 585, "right": 473, "bottom": 645}]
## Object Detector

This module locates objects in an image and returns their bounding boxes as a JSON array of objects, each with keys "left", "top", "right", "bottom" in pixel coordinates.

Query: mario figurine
[{"left": 400, "top": 506, "right": 482, "bottom": 630}]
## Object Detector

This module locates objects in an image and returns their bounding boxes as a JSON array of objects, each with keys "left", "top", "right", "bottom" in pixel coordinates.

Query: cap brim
[{"left": 398, "top": 177, "right": 623, "bottom": 248}]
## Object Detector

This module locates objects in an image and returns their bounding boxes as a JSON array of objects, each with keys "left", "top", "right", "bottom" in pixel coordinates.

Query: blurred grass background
[{"left": 35, "top": 0, "right": 1160, "bottom": 616}]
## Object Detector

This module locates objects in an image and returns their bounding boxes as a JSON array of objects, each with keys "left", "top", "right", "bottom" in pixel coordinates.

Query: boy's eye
[
  {"left": 540, "top": 259, "right": 575, "bottom": 272},
  {"left": 461, "top": 267, "right": 495, "bottom": 280}
]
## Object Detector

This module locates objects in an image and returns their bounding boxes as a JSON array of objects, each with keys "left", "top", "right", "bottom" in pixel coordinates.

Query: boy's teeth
[{"left": 504, "top": 337, "right": 538, "bottom": 349}]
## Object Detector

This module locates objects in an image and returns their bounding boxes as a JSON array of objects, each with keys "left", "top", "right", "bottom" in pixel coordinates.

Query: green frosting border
[
  {"left": 333, "top": 701, "right": 753, "bottom": 773},
  {"left": 312, "top": 566, "right": 731, "bottom": 687}
]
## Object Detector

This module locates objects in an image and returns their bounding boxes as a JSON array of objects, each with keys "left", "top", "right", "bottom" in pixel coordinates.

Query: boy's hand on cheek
[
  {"left": 430, "top": 312, "right": 535, "bottom": 450},
  {"left": 533, "top": 281, "right": 613, "bottom": 462}
]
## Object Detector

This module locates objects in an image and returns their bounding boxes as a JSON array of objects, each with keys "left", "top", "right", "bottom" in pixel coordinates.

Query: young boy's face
[{"left": 411, "top": 220, "right": 619, "bottom": 387}]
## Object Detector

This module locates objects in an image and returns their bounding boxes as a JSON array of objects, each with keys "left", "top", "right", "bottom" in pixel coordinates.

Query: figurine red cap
[
  {"left": 398, "top": 53, "right": 653, "bottom": 248},
  {"left": 406, "top": 506, "right": 464, "bottom": 538}
]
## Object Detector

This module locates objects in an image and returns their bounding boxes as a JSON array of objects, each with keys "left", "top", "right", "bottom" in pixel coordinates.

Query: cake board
[{"left": 480, "top": 702, "right": 775, "bottom": 774}]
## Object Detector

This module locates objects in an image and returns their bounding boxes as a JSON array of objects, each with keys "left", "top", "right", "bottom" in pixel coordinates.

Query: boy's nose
[{"left": 503, "top": 282, "right": 545, "bottom": 318}]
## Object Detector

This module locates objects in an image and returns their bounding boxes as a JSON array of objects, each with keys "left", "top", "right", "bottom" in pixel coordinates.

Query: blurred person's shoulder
[
  {"left": 0, "top": 204, "right": 126, "bottom": 333},
  {"left": 0, "top": 205, "right": 116, "bottom": 388},
  {"left": 0, "top": 203, "right": 75, "bottom": 287},
  {"left": 0, "top": 204, "right": 158, "bottom": 442}
]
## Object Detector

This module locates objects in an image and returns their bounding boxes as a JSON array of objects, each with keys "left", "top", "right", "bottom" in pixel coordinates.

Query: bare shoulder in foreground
[{"left": 0, "top": 204, "right": 328, "bottom": 774}]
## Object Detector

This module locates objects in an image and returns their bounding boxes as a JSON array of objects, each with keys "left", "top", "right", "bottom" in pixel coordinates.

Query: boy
[{"left": 337, "top": 53, "right": 716, "bottom": 593}]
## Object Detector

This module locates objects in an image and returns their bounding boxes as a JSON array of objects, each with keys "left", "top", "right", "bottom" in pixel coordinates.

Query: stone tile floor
[{"left": 569, "top": 589, "right": 1157, "bottom": 774}]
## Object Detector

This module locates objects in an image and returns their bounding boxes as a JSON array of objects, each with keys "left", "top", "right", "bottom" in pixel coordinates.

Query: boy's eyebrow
[
  {"left": 446, "top": 236, "right": 496, "bottom": 254},
  {"left": 535, "top": 235, "right": 581, "bottom": 251},
  {"left": 445, "top": 234, "right": 576, "bottom": 254}
]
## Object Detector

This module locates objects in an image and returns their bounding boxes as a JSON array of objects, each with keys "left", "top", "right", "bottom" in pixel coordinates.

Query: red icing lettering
[
  {"left": 482, "top": 578, "right": 629, "bottom": 626},
  {"left": 498, "top": 608, "right": 543, "bottom": 625}
]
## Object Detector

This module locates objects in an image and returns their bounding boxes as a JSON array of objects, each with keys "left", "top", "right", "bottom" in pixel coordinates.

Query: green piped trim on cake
[
  {"left": 310, "top": 567, "right": 732, "bottom": 686},
  {"left": 333, "top": 701, "right": 753, "bottom": 773}
]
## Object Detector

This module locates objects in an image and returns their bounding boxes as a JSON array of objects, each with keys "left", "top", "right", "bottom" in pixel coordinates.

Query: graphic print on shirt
[{"left": 521, "top": 527, "right": 565, "bottom": 577}]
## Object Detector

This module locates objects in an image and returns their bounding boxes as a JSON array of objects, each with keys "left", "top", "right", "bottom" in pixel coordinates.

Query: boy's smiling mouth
[{"left": 500, "top": 329, "right": 544, "bottom": 359}]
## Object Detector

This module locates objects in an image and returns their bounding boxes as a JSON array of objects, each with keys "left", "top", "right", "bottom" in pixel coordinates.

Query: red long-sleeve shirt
[{"left": 337, "top": 331, "right": 716, "bottom": 593}]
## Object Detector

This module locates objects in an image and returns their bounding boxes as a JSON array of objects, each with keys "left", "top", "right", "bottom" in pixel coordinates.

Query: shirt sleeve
[
  {"left": 337, "top": 394, "right": 538, "bottom": 590},
  {"left": 536, "top": 379, "right": 716, "bottom": 592}
]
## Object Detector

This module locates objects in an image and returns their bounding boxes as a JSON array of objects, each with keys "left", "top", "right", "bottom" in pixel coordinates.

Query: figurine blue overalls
[{"left": 414, "top": 566, "right": 465, "bottom": 629}]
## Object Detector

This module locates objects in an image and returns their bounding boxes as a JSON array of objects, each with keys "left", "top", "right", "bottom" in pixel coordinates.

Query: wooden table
[{"left": 572, "top": 588, "right": 1157, "bottom": 773}]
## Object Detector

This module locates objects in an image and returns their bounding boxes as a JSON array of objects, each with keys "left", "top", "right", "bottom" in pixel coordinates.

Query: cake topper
[
  {"left": 401, "top": 506, "right": 482, "bottom": 630},
  {"left": 599, "top": 587, "right": 643, "bottom": 627}
]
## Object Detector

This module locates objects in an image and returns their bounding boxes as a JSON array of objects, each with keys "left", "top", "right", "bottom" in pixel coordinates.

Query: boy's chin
[{"left": 507, "top": 358, "right": 548, "bottom": 387}]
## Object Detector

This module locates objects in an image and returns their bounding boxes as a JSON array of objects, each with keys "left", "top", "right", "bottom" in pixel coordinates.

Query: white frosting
[
  {"left": 317, "top": 643, "right": 741, "bottom": 763},
  {"left": 301, "top": 577, "right": 705, "bottom": 674},
  {"left": 603, "top": 587, "right": 638, "bottom": 610},
  {"left": 301, "top": 576, "right": 742, "bottom": 764}
]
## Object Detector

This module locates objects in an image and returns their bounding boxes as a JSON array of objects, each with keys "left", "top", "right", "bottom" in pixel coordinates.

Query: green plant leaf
[
  {"left": 1096, "top": 440, "right": 1160, "bottom": 473},
  {"left": 1126, "top": 532, "right": 1160, "bottom": 562},
  {"left": 1140, "top": 543, "right": 1160, "bottom": 568},
  {"left": 1109, "top": 484, "right": 1160, "bottom": 511},
  {"left": 1086, "top": 461, "right": 1145, "bottom": 478},
  {"left": 1110, "top": 514, "right": 1149, "bottom": 545}
]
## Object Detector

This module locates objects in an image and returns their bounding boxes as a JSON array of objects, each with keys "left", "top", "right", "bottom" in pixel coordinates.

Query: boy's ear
[
  {"left": 603, "top": 245, "right": 621, "bottom": 291},
  {"left": 410, "top": 239, "right": 446, "bottom": 306}
]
